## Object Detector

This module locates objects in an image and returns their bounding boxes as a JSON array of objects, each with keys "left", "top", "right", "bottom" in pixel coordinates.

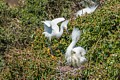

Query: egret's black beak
[{"left": 64, "top": 26, "right": 69, "bottom": 34}]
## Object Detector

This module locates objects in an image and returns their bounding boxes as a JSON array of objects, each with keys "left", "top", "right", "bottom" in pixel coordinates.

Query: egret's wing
[
  {"left": 52, "top": 17, "right": 65, "bottom": 24},
  {"left": 50, "top": 17, "right": 65, "bottom": 32},
  {"left": 76, "top": 4, "right": 98, "bottom": 17},
  {"left": 79, "top": 56, "right": 87, "bottom": 64},
  {"left": 89, "top": 4, "right": 98, "bottom": 13},
  {"left": 50, "top": 22, "right": 59, "bottom": 33},
  {"left": 72, "top": 47, "right": 86, "bottom": 56},
  {"left": 41, "top": 20, "right": 51, "bottom": 27},
  {"left": 43, "top": 24, "right": 52, "bottom": 34},
  {"left": 76, "top": 7, "right": 90, "bottom": 17},
  {"left": 84, "top": 7, "right": 92, "bottom": 13}
]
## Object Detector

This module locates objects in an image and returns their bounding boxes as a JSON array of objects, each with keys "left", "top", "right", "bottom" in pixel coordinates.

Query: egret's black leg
[
  {"left": 48, "top": 42, "right": 54, "bottom": 55},
  {"left": 45, "top": 39, "right": 54, "bottom": 56}
]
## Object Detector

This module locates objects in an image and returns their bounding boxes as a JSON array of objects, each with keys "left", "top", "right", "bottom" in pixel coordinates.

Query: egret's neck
[
  {"left": 56, "top": 26, "right": 64, "bottom": 38},
  {"left": 67, "top": 40, "right": 77, "bottom": 51},
  {"left": 65, "top": 40, "right": 77, "bottom": 58}
]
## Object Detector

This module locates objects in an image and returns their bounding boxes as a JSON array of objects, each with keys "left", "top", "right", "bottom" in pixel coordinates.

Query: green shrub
[{"left": 0, "top": 0, "right": 120, "bottom": 79}]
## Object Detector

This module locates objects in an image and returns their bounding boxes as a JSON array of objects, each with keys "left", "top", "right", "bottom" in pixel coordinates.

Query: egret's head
[
  {"left": 64, "top": 25, "right": 69, "bottom": 33},
  {"left": 61, "top": 20, "right": 69, "bottom": 33}
]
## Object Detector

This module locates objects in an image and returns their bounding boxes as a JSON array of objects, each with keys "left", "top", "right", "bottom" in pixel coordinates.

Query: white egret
[
  {"left": 41, "top": 18, "right": 69, "bottom": 41},
  {"left": 41, "top": 18, "right": 69, "bottom": 58},
  {"left": 75, "top": 4, "right": 99, "bottom": 17},
  {"left": 65, "top": 28, "right": 87, "bottom": 67},
  {"left": 55, "top": 20, "right": 69, "bottom": 38}
]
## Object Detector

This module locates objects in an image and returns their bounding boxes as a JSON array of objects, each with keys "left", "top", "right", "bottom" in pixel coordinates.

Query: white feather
[
  {"left": 60, "top": 20, "right": 69, "bottom": 29},
  {"left": 51, "top": 17, "right": 65, "bottom": 33},
  {"left": 65, "top": 28, "right": 87, "bottom": 67},
  {"left": 72, "top": 47, "right": 86, "bottom": 56},
  {"left": 41, "top": 18, "right": 69, "bottom": 41},
  {"left": 75, "top": 4, "right": 99, "bottom": 17},
  {"left": 51, "top": 17, "right": 65, "bottom": 24},
  {"left": 41, "top": 20, "right": 51, "bottom": 27},
  {"left": 71, "top": 28, "right": 81, "bottom": 41}
]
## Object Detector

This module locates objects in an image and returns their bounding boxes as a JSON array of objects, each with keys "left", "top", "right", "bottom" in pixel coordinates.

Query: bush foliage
[{"left": 0, "top": 0, "right": 120, "bottom": 79}]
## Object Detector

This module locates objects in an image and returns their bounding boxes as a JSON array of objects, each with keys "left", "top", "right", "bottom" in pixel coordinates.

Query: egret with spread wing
[
  {"left": 65, "top": 28, "right": 87, "bottom": 67},
  {"left": 41, "top": 17, "right": 69, "bottom": 41},
  {"left": 41, "top": 18, "right": 69, "bottom": 58}
]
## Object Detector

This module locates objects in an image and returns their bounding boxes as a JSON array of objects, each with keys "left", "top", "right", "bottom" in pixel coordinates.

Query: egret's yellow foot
[
  {"left": 51, "top": 55, "right": 57, "bottom": 60},
  {"left": 47, "top": 48, "right": 51, "bottom": 55},
  {"left": 47, "top": 48, "right": 56, "bottom": 60}
]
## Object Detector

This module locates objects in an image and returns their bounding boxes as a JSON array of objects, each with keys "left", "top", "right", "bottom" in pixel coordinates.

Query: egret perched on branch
[
  {"left": 65, "top": 28, "right": 87, "bottom": 67},
  {"left": 75, "top": 4, "right": 99, "bottom": 17},
  {"left": 41, "top": 17, "right": 69, "bottom": 57}
]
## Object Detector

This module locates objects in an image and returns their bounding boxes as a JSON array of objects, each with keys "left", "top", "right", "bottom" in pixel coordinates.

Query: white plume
[
  {"left": 75, "top": 4, "right": 99, "bottom": 17},
  {"left": 65, "top": 28, "right": 87, "bottom": 67},
  {"left": 71, "top": 28, "right": 81, "bottom": 42}
]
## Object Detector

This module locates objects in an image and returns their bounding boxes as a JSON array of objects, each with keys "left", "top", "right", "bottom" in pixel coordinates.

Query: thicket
[{"left": 0, "top": 0, "right": 120, "bottom": 79}]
